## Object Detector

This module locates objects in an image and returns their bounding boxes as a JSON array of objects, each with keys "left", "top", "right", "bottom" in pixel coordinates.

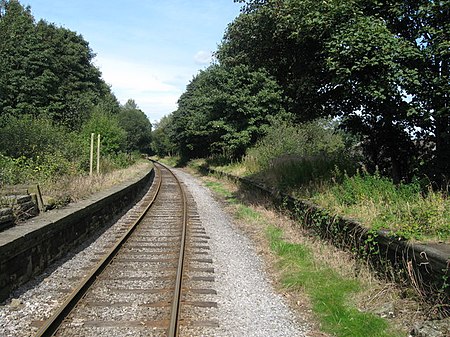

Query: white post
[
  {"left": 89, "top": 133, "right": 94, "bottom": 176},
  {"left": 97, "top": 134, "right": 101, "bottom": 174}
]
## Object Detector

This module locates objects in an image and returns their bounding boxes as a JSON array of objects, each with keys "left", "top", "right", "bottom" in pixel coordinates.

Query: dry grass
[{"left": 41, "top": 160, "right": 153, "bottom": 207}]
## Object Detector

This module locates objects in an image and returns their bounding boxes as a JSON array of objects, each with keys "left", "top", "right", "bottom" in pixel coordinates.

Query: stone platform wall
[{"left": 0, "top": 168, "right": 154, "bottom": 302}]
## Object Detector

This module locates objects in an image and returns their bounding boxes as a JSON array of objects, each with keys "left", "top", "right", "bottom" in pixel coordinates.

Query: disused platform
[{"left": 0, "top": 168, "right": 154, "bottom": 302}]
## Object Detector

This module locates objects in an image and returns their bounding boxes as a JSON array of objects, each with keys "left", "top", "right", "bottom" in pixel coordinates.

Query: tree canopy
[
  {"left": 204, "top": 0, "right": 448, "bottom": 183},
  {"left": 118, "top": 99, "right": 153, "bottom": 154},
  {"left": 0, "top": 0, "right": 114, "bottom": 130},
  {"left": 0, "top": 0, "right": 154, "bottom": 184},
  {"left": 170, "top": 64, "right": 287, "bottom": 160}
]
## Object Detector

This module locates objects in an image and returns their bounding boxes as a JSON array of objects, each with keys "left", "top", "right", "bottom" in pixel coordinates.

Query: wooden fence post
[
  {"left": 97, "top": 134, "right": 101, "bottom": 174},
  {"left": 90, "top": 133, "right": 94, "bottom": 176}
]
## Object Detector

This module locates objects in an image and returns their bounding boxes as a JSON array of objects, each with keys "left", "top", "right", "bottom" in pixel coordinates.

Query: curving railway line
[{"left": 34, "top": 162, "right": 218, "bottom": 337}]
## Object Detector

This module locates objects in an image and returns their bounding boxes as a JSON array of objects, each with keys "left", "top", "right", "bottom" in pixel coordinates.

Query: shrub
[
  {"left": 80, "top": 109, "right": 127, "bottom": 156},
  {"left": 0, "top": 114, "right": 82, "bottom": 160},
  {"left": 243, "top": 119, "right": 359, "bottom": 191}
]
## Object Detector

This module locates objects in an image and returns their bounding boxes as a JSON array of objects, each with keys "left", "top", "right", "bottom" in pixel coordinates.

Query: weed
[
  {"left": 202, "top": 117, "right": 450, "bottom": 243},
  {"left": 42, "top": 159, "right": 152, "bottom": 206},
  {"left": 267, "top": 225, "right": 402, "bottom": 337},
  {"left": 242, "top": 118, "right": 359, "bottom": 194},
  {"left": 313, "top": 172, "right": 450, "bottom": 241}
]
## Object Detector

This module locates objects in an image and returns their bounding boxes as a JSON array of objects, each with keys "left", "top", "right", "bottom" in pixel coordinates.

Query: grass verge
[
  {"left": 199, "top": 172, "right": 406, "bottom": 337},
  {"left": 267, "top": 225, "right": 401, "bottom": 337},
  {"left": 204, "top": 156, "right": 449, "bottom": 243},
  {"left": 310, "top": 172, "right": 450, "bottom": 242}
]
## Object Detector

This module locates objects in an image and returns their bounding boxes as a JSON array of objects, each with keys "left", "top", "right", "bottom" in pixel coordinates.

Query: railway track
[{"left": 34, "top": 162, "right": 218, "bottom": 337}]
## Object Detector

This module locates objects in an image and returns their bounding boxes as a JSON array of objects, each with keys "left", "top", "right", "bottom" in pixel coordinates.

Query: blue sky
[{"left": 22, "top": 0, "right": 242, "bottom": 123}]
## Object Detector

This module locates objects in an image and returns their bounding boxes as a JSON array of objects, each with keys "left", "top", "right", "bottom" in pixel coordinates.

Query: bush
[
  {"left": 95, "top": 152, "right": 140, "bottom": 174},
  {"left": 243, "top": 119, "right": 359, "bottom": 191},
  {"left": 0, "top": 154, "right": 27, "bottom": 185},
  {"left": 80, "top": 109, "right": 127, "bottom": 156},
  {"left": 0, "top": 115, "right": 83, "bottom": 184},
  {"left": 0, "top": 114, "right": 82, "bottom": 161}
]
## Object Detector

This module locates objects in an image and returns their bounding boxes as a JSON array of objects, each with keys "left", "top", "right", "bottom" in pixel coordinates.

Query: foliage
[
  {"left": 219, "top": 0, "right": 357, "bottom": 120},
  {"left": 219, "top": 0, "right": 450, "bottom": 184},
  {"left": 151, "top": 114, "right": 177, "bottom": 157},
  {"left": 358, "top": 0, "right": 450, "bottom": 183},
  {"left": 0, "top": 154, "right": 32, "bottom": 185},
  {"left": 97, "top": 152, "right": 140, "bottom": 173},
  {"left": 171, "top": 64, "right": 287, "bottom": 161},
  {"left": 244, "top": 119, "right": 359, "bottom": 191},
  {"left": 0, "top": 114, "right": 81, "bottom": 160},
  {"left": 0, "top": 152, "right": 78, "bottom": 185},
  {"left": 118, "top": 99, "right": 152, "bottom": 154},
  {"left": 326, "top": 15, "right": 420, "bottom": 182},
  {"left": 312, "top": 171, "right": 450, "bottom": 241},
  {"left": 0, "top": 114, "right": 82, "bottom": 184},
  {"left": 80, "top": 109, "right": 127, "bottom": 157},
  {"left": 0, "top": 0, "right": 113, "bottom": 129},
  {"left": 0, "top": 1, "right": 147, "bottom": 188}
]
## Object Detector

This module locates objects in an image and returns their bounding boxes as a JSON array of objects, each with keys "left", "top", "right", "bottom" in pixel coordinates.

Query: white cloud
[
  {"left": 96, "top": 56, "right": 178, "bottom": 93},
  {"left": 94, "top": 56, "right": 189, "bottom": 121},
  {"left": 194, "top": 50, "right": 213, "bottom": 65}
]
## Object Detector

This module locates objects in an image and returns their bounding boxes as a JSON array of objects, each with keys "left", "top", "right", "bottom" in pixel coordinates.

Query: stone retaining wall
[
  {"left": 0, "top": 168, "right": 154, "bottom": 302},
  {"left": 207, "top": 167, "right": 450, "bottom": 306}
]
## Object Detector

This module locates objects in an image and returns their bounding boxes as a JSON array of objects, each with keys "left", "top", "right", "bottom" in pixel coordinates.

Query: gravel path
[
  {"left": 174, "top": 168, "right": 310, "bottom": 337},
  {"left": 0, "top": 168, "right": 310, "bottom": 337}
]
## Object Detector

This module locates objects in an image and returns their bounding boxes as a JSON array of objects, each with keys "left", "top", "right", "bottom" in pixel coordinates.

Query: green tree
[
  {"left": 151, "top": 114, "right": 177, "bottom": 157},
  {"left": 362, "top": 0, "right": 450, "bottom": 183},
  {"left": 81, "top": 109, "right": 127, "bottom": 155},
  {"left": 0, "top": 0, "right": 112, "bottom": 129},
  {"left": 34, "top": 20, "right": 108, "bottom": 129},
  {"left": 218, "top": 0, "right": 357, "bottom": 121},
  {"left": 326, "top": 15, "right": 419, "bottom": 182},
  {"left": 222, "top": 0, "right": 449, "bottom": 183},
  {"left": 171, "top": 64, "right": 286, "bottom": 160},
  {"left": 118, "top": 99, "right": 152, "bottom": 154},
  {"left": 0, "top": 0, "right": 40, "bottom": 116}
]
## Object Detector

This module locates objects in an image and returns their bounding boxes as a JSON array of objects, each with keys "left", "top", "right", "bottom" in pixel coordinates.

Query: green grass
[
  {"left": 267, "top": 226, "right": 402, "bottom": 337},
  {"left": 155, "top": 155, "right": 181, "bottom": 167},
  {"left": 236, "top": 204, "right": 262, "bottom": 221},
  {"left": 312, "top": 172, "right": 450, "bottom": 242},
  {"left": 204, "top": 154, "right": 450, "bottom": 242},
  {"left": 203, "top": 177, "right": 402, "bottom": 337},
  {"left": 204, "top": 181, "right": 237, "bottom": 203}
]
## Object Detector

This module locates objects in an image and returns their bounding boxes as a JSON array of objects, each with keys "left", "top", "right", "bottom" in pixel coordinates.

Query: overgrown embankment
[
  {"left": 204, "top": 120, "right": 450, "bottom": 244},
  {"left": 201, "top": 176, "right": 408, "bottom": 337},
  {"left": 176, "top": 119, "right": 450, "bottom": 315}
]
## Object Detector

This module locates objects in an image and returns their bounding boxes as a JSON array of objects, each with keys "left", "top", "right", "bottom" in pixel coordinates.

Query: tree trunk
[{"left": 434, "top": 114, "right": 450, "bottom": 185}]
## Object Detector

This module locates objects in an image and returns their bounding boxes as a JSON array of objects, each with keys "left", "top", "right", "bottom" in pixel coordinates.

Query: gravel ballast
[
  {"left": 0, "top": 168, "right": 310, "bottom": 337},
  {"left": 174, "top": 168, "right": 310, "bottom": 337}
]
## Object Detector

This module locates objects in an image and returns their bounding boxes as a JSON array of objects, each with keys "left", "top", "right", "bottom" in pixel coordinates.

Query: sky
[{"left": 22, "top": 0, "right": 243, "bottom": 123}]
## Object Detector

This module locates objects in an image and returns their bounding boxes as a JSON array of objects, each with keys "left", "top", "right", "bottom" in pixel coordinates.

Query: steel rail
[
  {"left": 34, "top": 164, "right": 163, "bottom": 337},
  {"left": 155, "top": 161, "right": 188, "bottom": 337}
]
